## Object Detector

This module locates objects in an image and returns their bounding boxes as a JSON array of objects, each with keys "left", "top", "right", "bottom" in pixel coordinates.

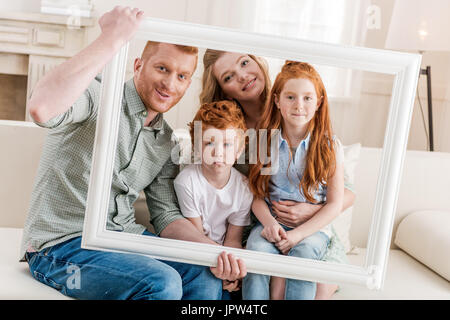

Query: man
[{"left": 21, "top": 6, "right": 245, "bottom": 300}]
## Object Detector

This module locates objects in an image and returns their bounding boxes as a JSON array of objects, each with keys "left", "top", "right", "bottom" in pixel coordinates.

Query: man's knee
[
  {"left": 142, "top": 266, "right": 183, "bottom": 300},
  {"left": 189, "top": 265, "right": 222, "bottom": 299}
]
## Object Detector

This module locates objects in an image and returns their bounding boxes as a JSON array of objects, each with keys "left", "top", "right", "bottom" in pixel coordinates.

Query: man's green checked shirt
[{"left": 20, "top": 77, "right": 184, "bottom": 260}]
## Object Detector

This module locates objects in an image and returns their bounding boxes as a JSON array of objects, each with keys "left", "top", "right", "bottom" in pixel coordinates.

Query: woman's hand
[
  {"left": 210, "top": 251, "right": 247, "bottom": 282},
  {"left": 275, "top": 230, "right": 304, "bottom": 255},
  {"left": 272, "top": 200, "right": 322, "bottom": 227},
  {"left": 260, "top": 223, "right": 287, "bottom": 243}
]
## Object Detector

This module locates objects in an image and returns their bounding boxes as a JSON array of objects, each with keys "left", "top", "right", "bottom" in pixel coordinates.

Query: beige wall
[{"left": 362, "top": 0, "right": 450, "bottom": 152}]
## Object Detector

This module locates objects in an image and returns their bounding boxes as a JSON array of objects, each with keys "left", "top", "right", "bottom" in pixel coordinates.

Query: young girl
[{"left": 243, "top": 61, "right": 344, "bottom": 300}]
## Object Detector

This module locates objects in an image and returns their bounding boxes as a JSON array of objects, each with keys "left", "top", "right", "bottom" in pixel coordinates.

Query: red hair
[
  {"left": 188, "top": 100, "right": 247, "bottom": 148},
  {"left": 248, "top": 61, "right": 336, "bottom": 203},
  {"left": 141, "top": 41, "right": 198, "bottom": 69}
]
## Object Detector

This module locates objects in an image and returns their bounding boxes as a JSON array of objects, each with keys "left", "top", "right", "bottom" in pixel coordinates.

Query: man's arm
[{"left": 29, "top": 6, "right": 144, "bottom": 124}]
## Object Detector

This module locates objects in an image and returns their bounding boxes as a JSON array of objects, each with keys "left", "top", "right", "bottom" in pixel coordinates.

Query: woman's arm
[
  {"left": 272, "top": 186, "right": 355, "bottom": 227},
  {"left": 286, "top": 163, "right": 344, "bottom": 242}
]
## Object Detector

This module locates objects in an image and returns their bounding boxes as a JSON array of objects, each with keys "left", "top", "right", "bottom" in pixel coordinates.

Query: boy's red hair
[{"left": 189, "top": 100, "right": 247, "bottom": 148}]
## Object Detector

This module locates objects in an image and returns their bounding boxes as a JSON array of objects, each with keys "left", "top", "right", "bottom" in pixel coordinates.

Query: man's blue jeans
[
  {"left": 25, "top": 230, "right": 222, "bottom": 300},
  {"left": 242, "top": 222, "right": 330, "bottom": 300}
]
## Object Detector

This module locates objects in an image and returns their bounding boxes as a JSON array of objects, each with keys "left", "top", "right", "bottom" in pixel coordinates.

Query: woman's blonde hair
[{"left": 199, "top": 49, "right": 271, "bottom": 110}]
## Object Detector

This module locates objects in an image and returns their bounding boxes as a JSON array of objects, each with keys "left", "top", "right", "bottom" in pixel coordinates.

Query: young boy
[{"left": 174, "top": 100, "right": 253, "bottom": 292}]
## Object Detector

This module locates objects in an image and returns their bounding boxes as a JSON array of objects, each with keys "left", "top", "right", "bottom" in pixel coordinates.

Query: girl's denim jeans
[{"left": 242, "top": 222, "right": 330, "bottom": 300}]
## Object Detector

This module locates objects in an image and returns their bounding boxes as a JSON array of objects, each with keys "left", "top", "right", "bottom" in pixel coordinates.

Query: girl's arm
[
  {"left": 289, "top": 163, "right": 344, "bottom": 242},
  {"left": 223, "top": 224, "right": 245, "bottom": 249},
  {"left": 252, "top": 198, "right": 278, "bottom": 227},
  {"left": 252, "top": 198, "right": 287, "bottom": 243}
]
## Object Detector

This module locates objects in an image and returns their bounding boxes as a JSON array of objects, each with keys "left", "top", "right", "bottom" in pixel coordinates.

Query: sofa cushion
[
  {"left": 332, "top": 143, "right": 361, "bottom": 253},
  {"left": 394, "top": 210, "right": 450, "bottom": 281},
  {"left": 333, "top": 248, "right": 450, "bottom": 300},
  {"left": 3, "top": 227, "right": 449, "bottom": 300}
]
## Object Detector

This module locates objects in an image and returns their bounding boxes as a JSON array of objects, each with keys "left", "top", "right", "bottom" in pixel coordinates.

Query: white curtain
[{"left": 182, "top": 0, "right": 372, "bottom": 146}]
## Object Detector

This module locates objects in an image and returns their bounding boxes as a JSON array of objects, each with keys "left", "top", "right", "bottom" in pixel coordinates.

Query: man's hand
[
  {"left": 272, "top": 200, "right": 322, "bottom": 227},
  {"left": 99, "top": 6, "right": 144, "bottom": 47},
  {"left": 275, "top": 230, "right": 303, "bottom": 255},
  {"left": 28, "top": 6, "right": 145, "bottom": 124},
  {"left": 260, "top": 222, "right": 287, "bottom": 243},
  {"left": 210, "top": 251, "right": 247, "bottom": 282}
]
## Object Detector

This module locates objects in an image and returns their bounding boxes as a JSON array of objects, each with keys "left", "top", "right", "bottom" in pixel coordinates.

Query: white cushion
[
  {"left": 333, "top": 248, "right": 450, "bottom": 300},
  {"left": 332, "top": 143, "right": 361, "bottom": 253},
  {"left": 394, "top": 210, "right": 450, "bottom": 281},
  {"left": 0, "top": 228, "right": 71, "bottom": 299}
]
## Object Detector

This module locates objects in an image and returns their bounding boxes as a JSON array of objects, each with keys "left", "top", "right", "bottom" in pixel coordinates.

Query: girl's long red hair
[{"left": 248, "top": 61, "right": 336, "bottom": 203}]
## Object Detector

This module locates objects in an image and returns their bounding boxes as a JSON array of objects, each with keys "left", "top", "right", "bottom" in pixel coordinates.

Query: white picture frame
[{"left": 81, "top": 17, "right": 421, "bottom": 290}]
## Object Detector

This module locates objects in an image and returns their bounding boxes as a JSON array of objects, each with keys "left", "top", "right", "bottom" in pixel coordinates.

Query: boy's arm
[
  {"left": 168, "top": 169, "right": 217, "bottom": 245},
  {"left": 29, "top": 6, "right": 144, "bottom": 124},
  {"left": 223, "top": 224, "right": 245, "bottom": 249},
  {"left": 186, "top": 217, "right": 205, "bottom": 235}
]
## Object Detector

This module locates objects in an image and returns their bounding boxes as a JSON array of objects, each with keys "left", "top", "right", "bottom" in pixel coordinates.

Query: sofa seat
[
  {"left": 1, "top": 228, "right": 71, "bottom": 300},
  {"left": 333, "top": 249, "right": 450, "bottom": 300},
  {"left": 2, "top": 227, "right": 449, "bottom": 300}
]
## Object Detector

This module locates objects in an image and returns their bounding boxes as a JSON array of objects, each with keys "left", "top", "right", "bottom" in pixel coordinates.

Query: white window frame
[{"left": 81, "top": 17, "right": 421, "bottom": 290}]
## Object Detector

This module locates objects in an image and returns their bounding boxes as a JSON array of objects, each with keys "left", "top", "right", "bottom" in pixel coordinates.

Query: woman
[{"left": 200, "top": 49, "right": 356, "bottom": 299}]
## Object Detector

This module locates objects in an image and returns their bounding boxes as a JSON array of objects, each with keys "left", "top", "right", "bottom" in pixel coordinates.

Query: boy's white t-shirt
[{"left": 174, "top": 164, "right": 253, "bottom": 245}]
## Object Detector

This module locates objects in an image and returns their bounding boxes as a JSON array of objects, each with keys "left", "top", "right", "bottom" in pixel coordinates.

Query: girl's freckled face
[{"left": 275, "top": 78, "right": 320, "bottom": 129}]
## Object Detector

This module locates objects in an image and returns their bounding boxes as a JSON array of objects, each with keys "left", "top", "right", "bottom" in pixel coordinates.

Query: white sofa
[{"left": 1, "top": 124, "right": 449, "bottom": 300}]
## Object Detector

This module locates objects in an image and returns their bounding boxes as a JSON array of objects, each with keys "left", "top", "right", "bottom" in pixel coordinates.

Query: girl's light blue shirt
[{"left": 265, "top": 130, "right": 344, "bottom": 236}]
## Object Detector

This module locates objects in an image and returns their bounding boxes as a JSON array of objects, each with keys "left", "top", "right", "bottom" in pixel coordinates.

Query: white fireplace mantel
[{"left": 0, "top": 12, "right": 94, "bottom": 122}]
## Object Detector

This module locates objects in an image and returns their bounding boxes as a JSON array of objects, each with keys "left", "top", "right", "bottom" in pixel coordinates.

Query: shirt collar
[
  {"left": 124, "top": 78, "right": 164, "bottom": 132},
  {"left": 278, "top": 129, "right": 311, "bottom": 151}
]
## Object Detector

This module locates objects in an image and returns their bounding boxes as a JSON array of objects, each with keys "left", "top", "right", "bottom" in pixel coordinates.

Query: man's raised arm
[{"left": 29, "top": 6, "right": 144, "bottom": 124}]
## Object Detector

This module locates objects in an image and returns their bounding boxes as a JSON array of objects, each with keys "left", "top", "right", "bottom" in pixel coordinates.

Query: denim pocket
[{"left": 33, "top": 270, "right": 67, "bottom": 295}]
